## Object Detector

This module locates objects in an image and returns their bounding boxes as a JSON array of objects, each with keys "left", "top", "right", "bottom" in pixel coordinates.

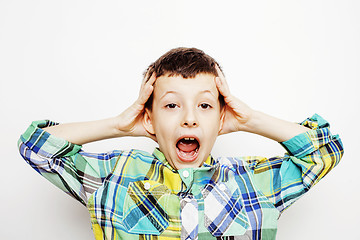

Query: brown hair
[{"left": 144, "top": 47, "right": 225, "bottom": 109}]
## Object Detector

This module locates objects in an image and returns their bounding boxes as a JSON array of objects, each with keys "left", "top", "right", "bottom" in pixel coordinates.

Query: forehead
[{"left": 153, "top": 73, "right": 218, "bottom": 98}]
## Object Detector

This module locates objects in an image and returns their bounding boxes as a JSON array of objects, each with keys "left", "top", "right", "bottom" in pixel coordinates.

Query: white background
[{"left": 1, "top": 1, "right": 359, "bottom": 239}]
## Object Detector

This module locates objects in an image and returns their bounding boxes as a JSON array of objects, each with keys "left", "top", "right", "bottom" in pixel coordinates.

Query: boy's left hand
[
  {"left": 215, "top": 66, "right": 254, "bottom": 135},
  {"left": 215, "top": 65, "right": 309, "bottom": 141}
]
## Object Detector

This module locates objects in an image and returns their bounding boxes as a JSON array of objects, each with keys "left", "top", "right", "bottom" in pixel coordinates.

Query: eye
[
  {"left": 165, "top": 103, "right": 178, "bottom": 109},
  {"left": 199, "top": 103, "right": 212, "bottom": 109}
]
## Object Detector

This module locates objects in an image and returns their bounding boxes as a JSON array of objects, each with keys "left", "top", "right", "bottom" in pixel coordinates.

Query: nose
[{"left": 182, "top": 109, "right": 198, "bottom": 127}]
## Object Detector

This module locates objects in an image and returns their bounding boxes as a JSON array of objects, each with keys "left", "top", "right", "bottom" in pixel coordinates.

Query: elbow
[
  {"left": 327, "top": 136, "right": 344, "bottom": 168},
  {"left": 315, "top": 136, "right": 344, "bottom": 182}
]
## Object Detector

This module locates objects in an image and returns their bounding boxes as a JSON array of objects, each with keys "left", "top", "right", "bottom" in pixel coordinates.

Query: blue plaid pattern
[
  {"left": 202, "top": 181, "right": 244, "bottom": 236},
  {"left": 18, "top": 114, "right": 344, "bottom": 239}
]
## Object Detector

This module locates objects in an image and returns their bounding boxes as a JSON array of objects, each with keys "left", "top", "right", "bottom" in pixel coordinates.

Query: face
[{"left": 144, "top": 73, "right": 224, "bottom": 170}]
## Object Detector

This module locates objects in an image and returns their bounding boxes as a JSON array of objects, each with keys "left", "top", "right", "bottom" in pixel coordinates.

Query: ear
[{"left": 143, "top": 108, "right": 155, "bottom": 135}]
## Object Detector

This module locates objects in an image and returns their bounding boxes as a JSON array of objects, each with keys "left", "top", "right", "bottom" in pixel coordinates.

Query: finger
[
  {"left": 146, "top": 73, "right": 156, "bottom": 86},
  {"left": 142, "top": 69, "right": 151, "bottom": 84},
  {"left": 137, "top": 84, "right": 154, "bottom": 106},
  {"left": 142, "top": 74, "right": 156, "bottom": 100},
  {"left": 140, "top": 72, "right": 156, "bottom": 93},
  {"left": 215, "top": 64, "right": 226, "bottom": 80},
  {"left": 215, "top": 65, "right": 231, "bottom": 96},
  {"left": 138, "top": 73, "right": 156, "bottom": 103},
  {"left": 215, "top": 76, "right": 243, "bottom": 113},
  {"left": 215, "top": 77, "right": 231, "bottom": 98}
]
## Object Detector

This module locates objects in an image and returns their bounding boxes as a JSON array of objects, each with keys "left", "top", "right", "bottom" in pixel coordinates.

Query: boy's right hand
[{"left": 114, "top": 73, "right": 157, "bottom": 141}]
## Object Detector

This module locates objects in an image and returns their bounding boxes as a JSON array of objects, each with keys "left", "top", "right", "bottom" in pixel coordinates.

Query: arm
[
  {"left": 43, "top": 73, "right": 157, "bottom": 145},
  {"left": 18, "top": 74, "right": 157, "bottom": 205},
  {"left": 244, "top": 115, "right": 343, "bottom": 212},
  {"left": 240, "top": 111, "right": 309, "bottom": 142},
  {"left": 215, "top": 66, "right": 308, "bottom": 142},
  {"left": 215, "top": 67, "right": 344, "bottom": 212},
  {"left": 18, "top": 120, "right": 120, "bottom": 205}
]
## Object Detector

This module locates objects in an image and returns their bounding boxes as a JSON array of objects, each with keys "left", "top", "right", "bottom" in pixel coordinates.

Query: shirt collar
[{"left": 152, "top": 148, "right": 218, "bottom": 171}]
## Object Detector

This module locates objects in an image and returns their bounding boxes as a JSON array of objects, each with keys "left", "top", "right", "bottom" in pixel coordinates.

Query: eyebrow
[
  {"left": 200, "top": 90, "right": 217, "bottom": 98},
  {"left": 159, "top": 90, "right": 217, "bottom": 100},
  {"left": 159, "top": 91, "right": 178, "bottom": 100}
]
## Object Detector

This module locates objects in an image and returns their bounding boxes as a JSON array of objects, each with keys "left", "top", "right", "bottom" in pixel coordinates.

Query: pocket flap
[
  {"left": 122, "top": 180, "right": 171, "bottom": 235},
  {"left": 202, "top": 182, "right": 249, "bottom": 237}
]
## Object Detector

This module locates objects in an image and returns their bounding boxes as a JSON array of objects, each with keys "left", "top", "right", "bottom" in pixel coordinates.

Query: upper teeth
[{"left": 184, "top": 137, "right": 195, "bottom": 140}]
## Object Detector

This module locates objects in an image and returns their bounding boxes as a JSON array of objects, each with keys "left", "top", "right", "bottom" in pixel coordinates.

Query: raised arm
[
  {"left": 214, "top": 66, "right": 344, "bottom": 212},
  {"left": 244, "top": 114, "right": 343, "bottom": 212},
  {"left": 43, "top": 73, "right": 157, "bottom": 145},
  {"left": 18, "top": 73, "right": 157, "bottom": 205},
  {"left": 215, "top": 66, "right": 308, "bottom": 142}
]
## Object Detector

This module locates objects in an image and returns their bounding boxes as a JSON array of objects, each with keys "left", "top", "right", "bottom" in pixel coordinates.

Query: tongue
[{"left": 177, "top": 139, "right": 199, "bottom": 152}]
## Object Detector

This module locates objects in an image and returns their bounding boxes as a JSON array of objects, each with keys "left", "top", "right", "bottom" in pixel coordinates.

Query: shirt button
[
  {"left": 184, "top": 198, "right": 192, "bottom": 203},
  {"left": 182, "top": 170, "right": 189, "bottom": 178},
  {"left": 144, "top": 182, "right": 151, "bottom": 190}
]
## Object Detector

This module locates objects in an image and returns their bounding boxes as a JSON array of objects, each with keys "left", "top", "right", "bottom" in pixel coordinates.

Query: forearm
[
  {"left": 243, "top": 111, "right": 309, "bottom": 142},
  {"left": 43, "top": 117, "right": 122, "bottom": 145}
]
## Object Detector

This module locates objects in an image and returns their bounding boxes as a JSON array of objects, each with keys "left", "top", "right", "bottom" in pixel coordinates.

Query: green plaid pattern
[{"left": 18, "top": 114, "right": 343, "bottom": 239}]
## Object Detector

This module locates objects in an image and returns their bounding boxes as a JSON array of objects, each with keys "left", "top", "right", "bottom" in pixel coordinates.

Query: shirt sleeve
[
  {"left": 246, "top": 114, "right": 344, "bottom": 213},
  {"left": 18, "top": 120, "right": 122, "bottom": 206}
]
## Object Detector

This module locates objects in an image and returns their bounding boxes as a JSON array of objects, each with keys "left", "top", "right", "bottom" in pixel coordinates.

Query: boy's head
[
  {"left": 143, "top": 47, "right": 226, "bottom": 169},
  {"left": 144, "top": 47, "right": 225, "bottom": 110}
]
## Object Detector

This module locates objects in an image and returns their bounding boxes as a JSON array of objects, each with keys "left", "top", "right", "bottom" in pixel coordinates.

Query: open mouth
[{"left": 176, "top": 137, "right": 200, "bottom": 162}]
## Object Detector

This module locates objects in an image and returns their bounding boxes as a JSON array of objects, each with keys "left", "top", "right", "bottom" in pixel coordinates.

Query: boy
[{"left": 18, "top": 47, "right": 344, "bottom": 240}]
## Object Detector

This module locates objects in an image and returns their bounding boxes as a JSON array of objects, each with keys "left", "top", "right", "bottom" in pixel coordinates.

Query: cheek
[
  {"left": 201, "top": 112, "right": 221, "bottom": 126},
  {"left": 153, "top": 117, "right": 176, "bottom": 139},
  {"left": 204, "top": 116, "right": 222, "bottom": 137}
]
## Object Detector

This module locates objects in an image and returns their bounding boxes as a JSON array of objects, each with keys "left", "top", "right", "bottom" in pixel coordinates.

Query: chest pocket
[
  {"left": 202, "top": 181, "right": 249, "bottom": 237},
  {"left": 122, "top": 180, "right": 174, "bottom": 235}
]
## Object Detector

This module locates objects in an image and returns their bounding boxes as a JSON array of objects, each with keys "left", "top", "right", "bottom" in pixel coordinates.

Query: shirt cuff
[
  {"left": 280, "top": 114, "right": 336, "bottom": 158},
  {"left": 20, "top": 120, "right": 82, "bottom": 158}
]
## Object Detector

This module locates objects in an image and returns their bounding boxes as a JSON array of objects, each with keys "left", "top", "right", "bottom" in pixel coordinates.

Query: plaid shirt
[{"left": 18, "top": 114, "right": 343, "bottom": 240}]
